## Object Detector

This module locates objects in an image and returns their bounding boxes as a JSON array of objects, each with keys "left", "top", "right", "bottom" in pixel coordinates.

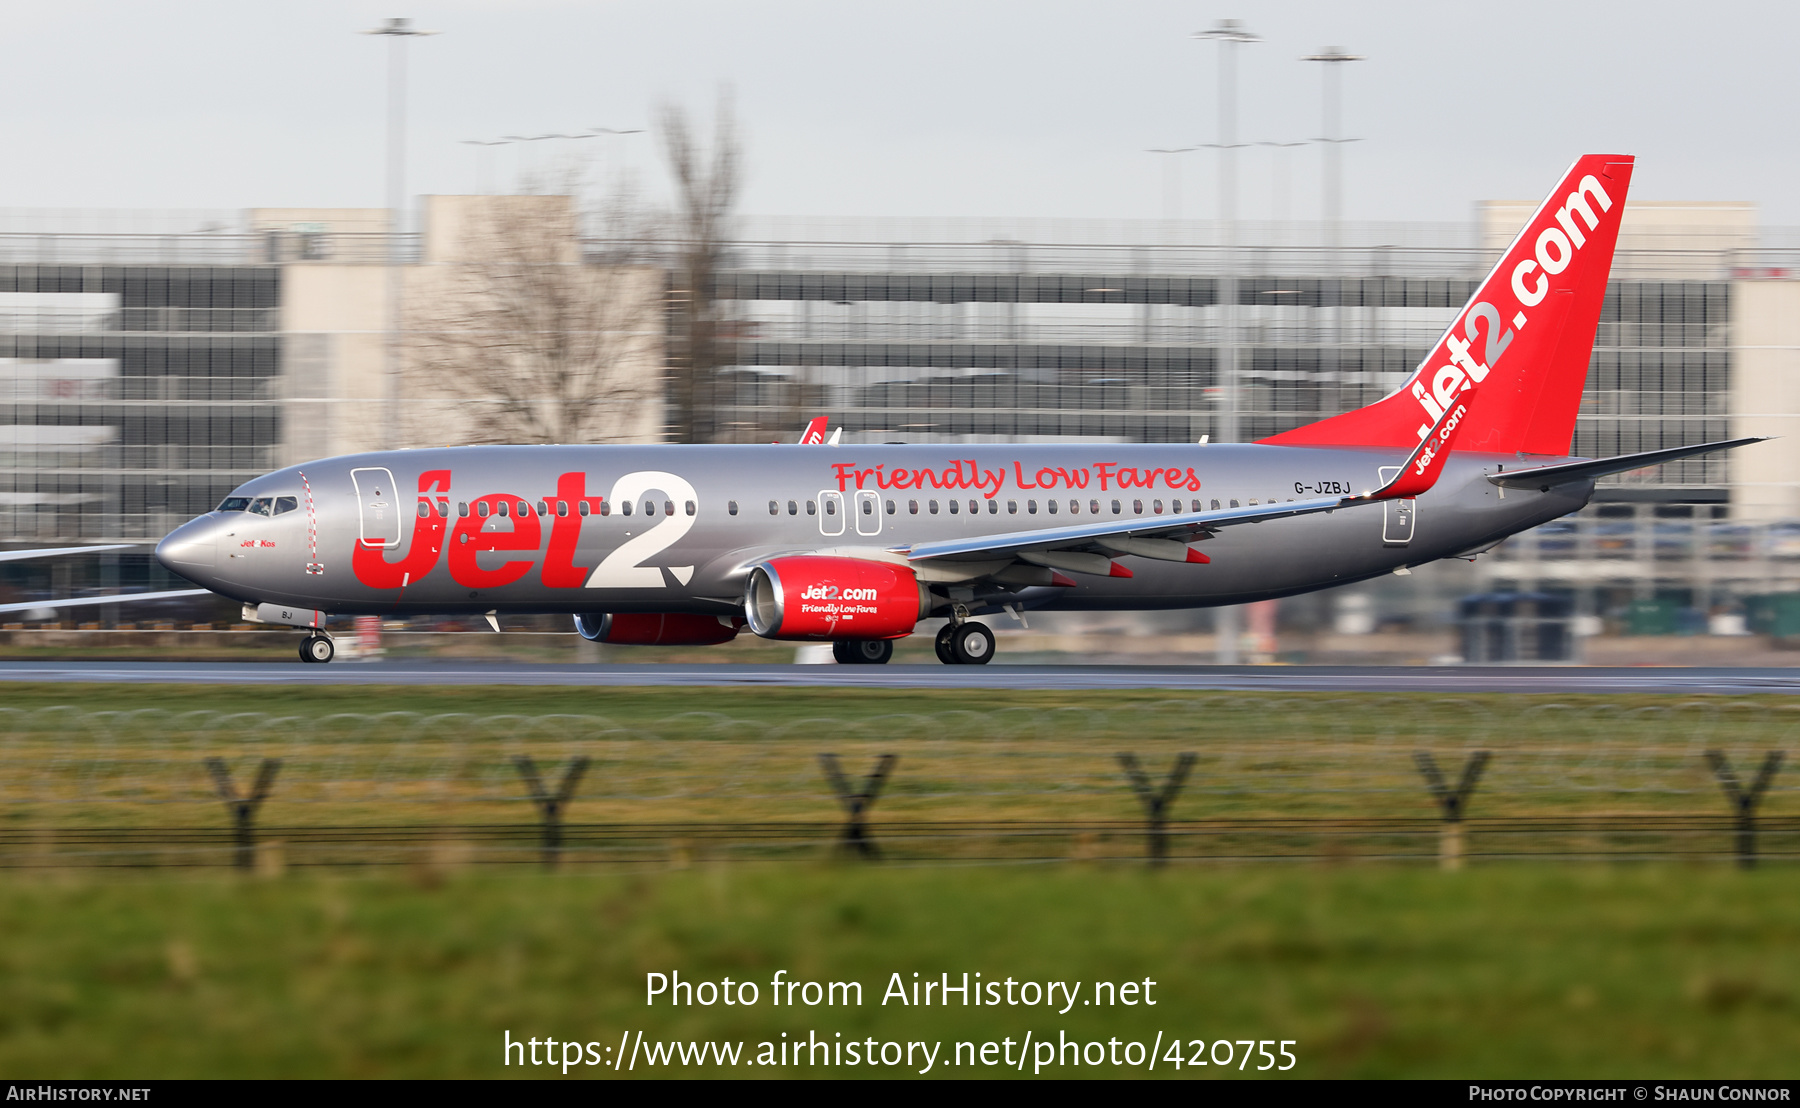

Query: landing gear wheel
[
  {"left": 299, "top": 634, "right": 335, "bottom": 664},
  {"left": 833, "top": 639, "right": 894, "bottom": 665},
  {"left": 951, "top": 621, "right": 996, "bottom": 666},
  {"left": 934, "top": 623, "right": 957, "bottom": 665}
]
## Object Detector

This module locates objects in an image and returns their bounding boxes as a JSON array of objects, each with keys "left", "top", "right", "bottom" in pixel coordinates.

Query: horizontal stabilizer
[{"left": 1488, "top": 438, "right": 1768, "bottom": 491}]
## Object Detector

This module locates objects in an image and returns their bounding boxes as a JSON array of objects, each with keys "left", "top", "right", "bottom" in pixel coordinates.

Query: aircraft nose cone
[{"left": 155, "top": 516, "right": 220, "bottom": 575}]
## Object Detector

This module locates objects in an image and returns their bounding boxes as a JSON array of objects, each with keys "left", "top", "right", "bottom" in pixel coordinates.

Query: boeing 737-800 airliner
[{"left": 140, "top": 154, "right": 1759, "bottom": 664}]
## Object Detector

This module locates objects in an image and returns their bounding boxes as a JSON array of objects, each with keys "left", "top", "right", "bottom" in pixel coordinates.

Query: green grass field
[
  {"left": 1, "top": 864, "right": 1796, "bottom": 1078},
  {"left": 0, "top": 683, "right": 1796, "bottom": 1078}
]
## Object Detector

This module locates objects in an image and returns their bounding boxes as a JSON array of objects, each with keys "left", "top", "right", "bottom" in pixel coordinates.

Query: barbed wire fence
[{"left": 0, "top": 697, "right": 1792, "bottom": 869}]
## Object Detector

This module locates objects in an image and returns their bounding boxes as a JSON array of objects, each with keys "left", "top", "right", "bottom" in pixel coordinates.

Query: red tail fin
[{"left": 1262, "top": 154, "right": 1634, "bottom": 455}]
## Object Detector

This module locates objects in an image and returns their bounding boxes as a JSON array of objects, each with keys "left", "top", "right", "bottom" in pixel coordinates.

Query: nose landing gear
[{"left": 298, "top": 633, "right": 335, "bottom": 664}]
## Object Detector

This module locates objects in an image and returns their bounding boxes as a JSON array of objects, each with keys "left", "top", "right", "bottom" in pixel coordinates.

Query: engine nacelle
[
  {"left": 572, "top": 612, "right": 742, "bottom": 646},
  {"left": 744, "top": 556, "right": 931, "bottom": 641}
]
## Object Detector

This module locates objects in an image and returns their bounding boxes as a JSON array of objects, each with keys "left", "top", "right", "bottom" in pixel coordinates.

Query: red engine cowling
[
  {"left": 573, "top": 612, "right": 743, "bottom": 646},
  {"left": 744, "top": 556, "right": 931, "bottom": 641}
]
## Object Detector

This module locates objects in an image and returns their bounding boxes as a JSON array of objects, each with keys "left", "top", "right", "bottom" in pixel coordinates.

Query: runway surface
[{"left": 1, "top": 660, "right": 1798, "bottom": 694}]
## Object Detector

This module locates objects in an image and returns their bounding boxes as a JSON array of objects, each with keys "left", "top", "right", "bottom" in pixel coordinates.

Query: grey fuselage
[{"left": 153, "top": 443, "right": 1591, "bottom": 622}]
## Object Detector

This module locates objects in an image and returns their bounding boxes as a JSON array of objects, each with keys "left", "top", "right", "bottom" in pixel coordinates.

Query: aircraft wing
[
  {"left": 1487, "top": 437, "right": 1767, "bottom": 491},
  {"left": 903, "top": 387, "right": 1476, "bottom": 573},
  {"left": 0, "top": 588, "right": 211, "bottom": 615},
  {"left": 0, "top": 544, "right": 137, "bottom": 563}
]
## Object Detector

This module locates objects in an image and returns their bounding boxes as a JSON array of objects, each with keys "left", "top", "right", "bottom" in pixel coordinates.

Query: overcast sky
[{"left": 1, "top": 0, "right": 1794, "bottom": 226}]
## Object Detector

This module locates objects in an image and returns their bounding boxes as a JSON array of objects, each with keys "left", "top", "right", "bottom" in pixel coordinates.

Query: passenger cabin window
[
  {"left": 1008, "top": 500, "right": 1018, "bottom": 514},
  {"left": 787, "top": 500, "right": 798, "bottom": 515},
  {"left": 459, "top": 502, "right": 470, "bottom": 517},
  {"left": 806, "top": 500, "right": 817, "bottom": 515},
  {"left": 436, "top": 501, "right": 449, "bottom": 518},
  {"left": 824, "top": 499, "right": 836, "bottom": 515},
  {"left": 970, "top": 500, "right": 980, "bottom": 514},
  {"left": 1230, "top": 499, "right": 1239, "bottom": 508},
  {"left": 1154, "top": 500, "right": 1164, "bottom": 514},
  {"left": 496, "top": 501, "right": 510, "bottom": 517},
  {"left": 929, "top": 500, "right": 939, "bottom": 514},
  {"left": 621, "top": 500, "right": 632, "bottom": 516},
  {"left": 477, "top": 501, "right": 491, "bottom": 518},
  {"left": 516, "top": 501, "right": 530, "bottom": 517},
  {"left": 248, "top": 498, "right": 273, "bottom": 517},
  {"left": 664, "top": 500, "right": 674, "bottom": 516},
  {"left": 217, "top": 497, "right": 250, "bottom": 513},
  {"left": 599, "top": 500, "right": 610, "bottom": 516},
  {"left": 578, "top": 502, "right": 589, "bottom": 517},
  {"left": 768, "top": 500, "right": 778, "bottom": 515},
  {"left": 556, "top": 500, "right": 569, "bottom": 517},
  {"left": 644, "top": 501, "right": 657, "bottom": 517},
  {"left": 274, "top": 496, "right": 299, "bottom": 516},
  {"left": 728, "top": 500, "right": 739, "bottom": 516},
  {"left": 1112, "top": 500, "right": 1121, "bottom": 514},
  {"left": 948, "top": 499, "right": 958, "bottom": 514},
  {"left": 909, "top": 500, "right": 919, "bottom": 514},
  {"left": 1089, "top": 500, "right": 1100, "bottom": 514},
  {"left": 685, "top": 500, "right": 696, "bottom": 516},
  {"left": 1211, "top": 499, "right": 1220, "bottom": 510},
  {"left": 1028, "top": 500, "right": 1038, "bottom": 514},
  {"left": 1132, "top": 500, "right": 1143, "bottom": 513},
  {"left": 416, "top": 502, "right": 430, "bottom": 518},
  {"left": 537, "top": 501, "right": 549, "bottom": 517},
  {"left": 1047, "top": 500, "right": 1058, "bottom": 514},
  {"left": 861, "top": 499, "right": 873, "bottom": 515},
  {"left": 886, "top": 500, "right": 896, "bottom": 514},
  {"left": 987, "top": 500, "right": 998, "bottom": 514}
]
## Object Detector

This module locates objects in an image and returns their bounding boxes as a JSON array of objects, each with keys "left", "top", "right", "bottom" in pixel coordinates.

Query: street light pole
[
  {"left": 1196, "top": 18, "right": 1257, "bottom": 666},
  {"left": 1303, "top": 47, "right": 1364, "bottom": 260},
  {"left": 362, "top": 17, "right": 437, "bottom": 451}
]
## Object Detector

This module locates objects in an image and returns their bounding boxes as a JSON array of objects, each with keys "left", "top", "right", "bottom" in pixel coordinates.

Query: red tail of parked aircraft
[{"left": 1262, "top": 154, "right": 1634, "bottom": 457}]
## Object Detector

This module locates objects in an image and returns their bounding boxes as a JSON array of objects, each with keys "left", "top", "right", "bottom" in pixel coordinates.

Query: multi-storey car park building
[{"left": 0, "top": 199, "right": 1796, "bottom": 646}]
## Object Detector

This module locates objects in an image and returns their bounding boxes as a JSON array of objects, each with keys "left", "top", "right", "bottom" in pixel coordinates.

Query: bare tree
[
  {"left": 659, "top": 91, "right": 742, "bottom": 443},
  {"left": 407, "top": 189, "right": 664, "bottom": 446}
]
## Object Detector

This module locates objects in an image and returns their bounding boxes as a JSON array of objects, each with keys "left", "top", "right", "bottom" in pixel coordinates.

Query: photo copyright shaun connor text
[{"left": 501, "top": 970, "right": 1299, "bottom": 1075}]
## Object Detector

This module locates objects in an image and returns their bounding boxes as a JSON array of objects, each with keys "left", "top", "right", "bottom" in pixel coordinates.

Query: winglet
[{"left": 1364, "top": 377, "right": 1478, "bottom": 501}]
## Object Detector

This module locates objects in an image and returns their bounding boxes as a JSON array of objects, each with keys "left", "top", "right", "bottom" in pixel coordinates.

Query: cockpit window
[
  {"left": 248, "top": 498, "right": 273, "bottom": 517},
  {"left": 217, "top": 497, "right": 250, "bottom": 512},
  {"left": 273, "top": 496, "right": 298, "bottom": 516}
]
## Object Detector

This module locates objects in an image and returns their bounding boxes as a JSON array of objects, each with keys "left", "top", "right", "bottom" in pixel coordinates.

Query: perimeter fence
[{"left": 0, "top": 697, "right": 1793, "bottom": 870}]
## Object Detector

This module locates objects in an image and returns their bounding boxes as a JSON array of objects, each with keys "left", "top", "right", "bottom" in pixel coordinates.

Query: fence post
[
  {"left": 1116, "top": 752, "right": 1197, "bottom": 866},
  {"left": 514, "top": 755, "right": 590, "bottom": 868},
  {"left": 1414, "top": 751, "right": 1489, "bottom": 871},
  {"left": 203, "top": 757, "right": 282, "bottom": 871},
  {"left": 1705, "top": 750, "right": 1783, "bottom": 869},
  {"left": 819, "top": 753, "right": 897, "bottom": 859}
]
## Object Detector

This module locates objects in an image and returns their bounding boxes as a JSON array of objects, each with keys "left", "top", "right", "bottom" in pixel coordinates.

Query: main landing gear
[
  {"left": 833, "top": 638, "right": 894, "bottom": 665},
  {"left": 298, "top": 633, "right": 335, "bottom": 664},
  {"left": 935, "top": 619, "right": 995, "bottom": 665}
]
